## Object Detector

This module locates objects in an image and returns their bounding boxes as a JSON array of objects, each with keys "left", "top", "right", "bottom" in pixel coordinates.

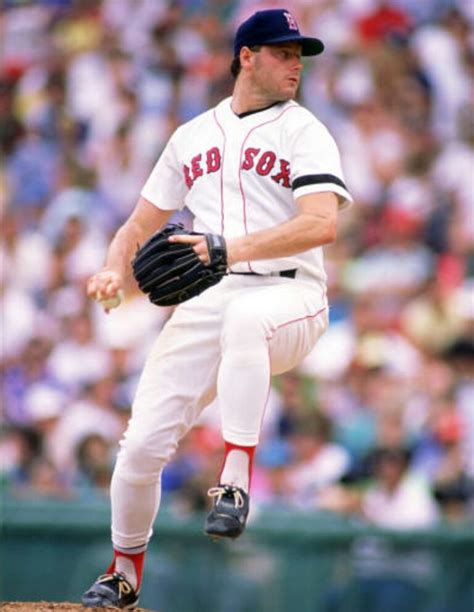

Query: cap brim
[{"left": 264, "top": 34, "right": 324, "bottom": 56}]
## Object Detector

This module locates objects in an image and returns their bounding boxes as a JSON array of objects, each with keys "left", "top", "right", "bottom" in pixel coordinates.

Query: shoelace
[
  {"left": 208, "top": 485, "right": 245, "bottom": 508},
  {"left": 97, "top": 572, "right": 134, "bottom": 597}
]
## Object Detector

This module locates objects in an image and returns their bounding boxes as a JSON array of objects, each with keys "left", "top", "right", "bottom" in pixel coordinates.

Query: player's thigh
[
  {"left": 222, "top": 280, "right": 328, "bottom": 372},
  {"left": 127, "top": 301, "right": 222, "bottom": 449},
  {"left": 268, "top": 306, "right": 328, "bottom": 374},
  {"left": 265, "top": 283, "right": 328, "bottom": 374}
]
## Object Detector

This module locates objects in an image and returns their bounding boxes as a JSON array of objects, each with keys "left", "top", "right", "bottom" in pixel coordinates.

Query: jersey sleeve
[
  {"left": 289, "top": 115, "right": 353, "bottom": 209},
  {"left": 140, "top": 134, "right": 187, "bottom": 210}
]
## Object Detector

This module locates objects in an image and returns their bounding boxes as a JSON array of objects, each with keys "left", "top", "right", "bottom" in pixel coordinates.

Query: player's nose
[{"left": 293, "top": 57, "right": 303, "bottom": 71}]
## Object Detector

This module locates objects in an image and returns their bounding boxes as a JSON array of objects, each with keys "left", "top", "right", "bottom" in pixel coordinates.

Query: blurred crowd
[{"left": 1, "top": 0, "right": 473, "bottom": 532}]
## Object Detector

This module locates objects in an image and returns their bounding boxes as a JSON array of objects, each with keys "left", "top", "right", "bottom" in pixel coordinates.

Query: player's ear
[{"left": 239, "top": 46, "right": 254, "bottom": 70}]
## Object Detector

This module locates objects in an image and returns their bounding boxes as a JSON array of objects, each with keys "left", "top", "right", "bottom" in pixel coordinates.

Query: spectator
[
  {"left": 47, "top": 312, "right": 111, "bottom": 393},
  {"left": 75, "top": 433, "right": 115, "bottom": 497},
  {"left": 286, "top": 412, "right": 351, "bottom": 509},
  {"left": 2, "top": 337, "right": 61, "bottom": 425},
  {"left": 47, "top": 376, "right": 126, "bottom": 478},
  {"left": 362, "top": 447, "right": 439, "bottom": 528},
  {"left": 320, "top": 446, "right": 439, "bottom": 528},
  {"left": 400, "top": 275, "right": 467, "bottom": 355}
]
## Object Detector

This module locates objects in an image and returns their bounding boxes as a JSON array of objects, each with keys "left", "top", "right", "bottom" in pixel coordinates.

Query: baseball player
[{"left": 82, "top": 8, "right": 352, "bottom": 609}]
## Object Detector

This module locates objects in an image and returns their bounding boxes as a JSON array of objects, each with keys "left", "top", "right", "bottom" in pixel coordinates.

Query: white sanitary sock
[
  {"left": 114, "top": 556, "right": 138, "bottom": 590},
  {"left": 220, "top": 449, "right": 250, "bottom": 492}
]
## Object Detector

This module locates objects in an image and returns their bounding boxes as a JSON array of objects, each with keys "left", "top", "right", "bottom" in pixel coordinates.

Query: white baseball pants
[{"left": 111, "top": 274, "right": 328, "bottom": 549}]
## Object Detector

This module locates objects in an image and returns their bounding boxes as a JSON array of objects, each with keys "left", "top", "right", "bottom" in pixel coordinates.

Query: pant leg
[
  {"left": 111, "top": 297, "right": 223, "bottom": 549},
  {"left": 217, "top": 279, "right": 328, "bottom": 446}
]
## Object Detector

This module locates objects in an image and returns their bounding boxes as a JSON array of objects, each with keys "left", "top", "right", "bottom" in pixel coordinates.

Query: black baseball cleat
[
  {"left": 81, "top": 571, "right": 139, "bottom": 609},
  {"left": 204, "top": 484, "right": 250, "bottom": 539}
]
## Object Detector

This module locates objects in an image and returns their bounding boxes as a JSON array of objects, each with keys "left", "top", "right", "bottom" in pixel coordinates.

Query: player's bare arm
[
  {"left": 226, "top": 192, "right": 338, "bottom": 264},
  {"left": 87, "top": 197, "right": 173, "bottom": 301},
  {"left": 170, "top": 191, "right": 338, "bottom": 266}
]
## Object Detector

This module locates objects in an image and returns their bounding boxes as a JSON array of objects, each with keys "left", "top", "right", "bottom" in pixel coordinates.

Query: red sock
[
  {"left": 220, "top": 441, "right": 256, "bottom": 489},
  {"left": 107, "top": 549, "right": 145, "bottom": 590}
]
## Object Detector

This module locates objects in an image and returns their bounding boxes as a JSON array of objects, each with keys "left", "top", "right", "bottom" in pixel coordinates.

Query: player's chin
[{"left": 282, "top": 81, "right": 299, "bottom": 99}]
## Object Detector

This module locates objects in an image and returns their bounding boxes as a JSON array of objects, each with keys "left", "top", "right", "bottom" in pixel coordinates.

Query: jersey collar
[
  {"left": 218, "top": 97, "right": 295, "bottom": 126},
  {"left": 234, "top": 101, "right": 282, "bottom": 119}
]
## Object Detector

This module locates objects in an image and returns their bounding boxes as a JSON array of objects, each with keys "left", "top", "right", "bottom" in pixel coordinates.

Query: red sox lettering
[
  {"left": 242, "top": 148, "right": 291, "bottom": 186},
  {"left": 183, "top": 147, "right": 291, "bottom": 189},
  {"left": 184, "top": 148, "right": 222, "bottom": 188}
]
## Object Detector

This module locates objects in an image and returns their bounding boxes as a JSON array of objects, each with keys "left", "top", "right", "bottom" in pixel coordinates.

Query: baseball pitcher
[{"left": 82, "top": 8, "right": 353, "bottom": 609}]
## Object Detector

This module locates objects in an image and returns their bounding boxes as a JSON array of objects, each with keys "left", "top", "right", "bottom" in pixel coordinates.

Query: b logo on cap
[{"left": 283, "top": 12, "right": 298, "bottom": 31}]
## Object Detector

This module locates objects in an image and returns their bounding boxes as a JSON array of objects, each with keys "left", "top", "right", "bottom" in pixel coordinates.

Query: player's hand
[
  {"left": 168, "top": 234, "right": 210, "bottom": 264},
  {"left": 87, "top": 269, "right": 124, "bottom": 312},
  {"left": 169, "top": 234, "right": 240, "bottom": 266}
]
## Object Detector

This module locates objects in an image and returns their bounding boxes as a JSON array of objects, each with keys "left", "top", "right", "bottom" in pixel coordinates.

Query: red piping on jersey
[
  {"left": 213, "top": 109, "right": 226, "bottom": 235},
  {"left": 265, "top": 306, "right": 327, "bottom": 340},
  {"left": 238, "top": 105, "right": 298, "bottom": 272},
  {"left": 258, "top": 305, "right": 327, "bottom": 435}
]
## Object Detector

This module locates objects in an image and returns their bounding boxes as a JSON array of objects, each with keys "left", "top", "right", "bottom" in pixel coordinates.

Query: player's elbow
[
  {"left": 299, "top": 193, "right": 339, "bottom": 246},
  {"left": 321, "top": 216, "right": 338, "bottom": 244},
  {"left": 308, "top": 214, "right": 337, "bottom": 246}
]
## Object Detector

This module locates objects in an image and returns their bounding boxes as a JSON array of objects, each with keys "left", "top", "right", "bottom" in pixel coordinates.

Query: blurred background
[{"left": 1, "top": 1, "right": 473, "bottom": 611}]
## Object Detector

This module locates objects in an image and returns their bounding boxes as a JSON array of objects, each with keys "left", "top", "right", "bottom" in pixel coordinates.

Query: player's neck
[{"left": 231, "top": 82, "right": 284, "bottom": 116}]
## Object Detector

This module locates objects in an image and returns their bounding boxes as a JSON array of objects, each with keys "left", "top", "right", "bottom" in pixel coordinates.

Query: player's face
[{"left": 250, "top": 43, "right": 303, "bottom": 101}]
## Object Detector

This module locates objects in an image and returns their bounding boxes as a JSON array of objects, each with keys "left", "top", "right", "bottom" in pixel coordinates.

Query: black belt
[{"left": 229, "top": 268, "right": 297, "bottom": 279}]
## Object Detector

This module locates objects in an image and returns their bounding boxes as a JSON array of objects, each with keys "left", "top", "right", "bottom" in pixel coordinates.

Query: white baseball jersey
[{"left": 141, "top": 96, "right": 352, "bottom": 284}]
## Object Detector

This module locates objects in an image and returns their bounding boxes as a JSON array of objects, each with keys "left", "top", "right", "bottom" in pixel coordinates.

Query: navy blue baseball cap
[{"left": 234, "top": 9, "right": 324, "bottom": 57}]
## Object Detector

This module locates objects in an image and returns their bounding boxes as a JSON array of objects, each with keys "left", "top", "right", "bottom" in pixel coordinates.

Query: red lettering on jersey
[
  {"left": 256, "top": 151, "right": 276, "bottom": 175},
  {"left": 271, "top": 159, "right": 291, "bottom": 187},
  {"left": 241, "top": 147, "right": 260, "bottom": 170},
  {"left": 183, "top": 164, "right": 193, "bottom": 189},
  {"left": 206, "top": 147, "right": 221, "bottom": 173},
  {"left": 191, "top": 154, "right": 203, "bottom": 180},
  {"left": 241, "top": 148, "right": 291, "bottom": 188}
]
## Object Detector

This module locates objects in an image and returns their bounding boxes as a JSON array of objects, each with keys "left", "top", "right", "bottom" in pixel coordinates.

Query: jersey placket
[{"left": 221, "top": 115, "right": 255, "bottom": 272}]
